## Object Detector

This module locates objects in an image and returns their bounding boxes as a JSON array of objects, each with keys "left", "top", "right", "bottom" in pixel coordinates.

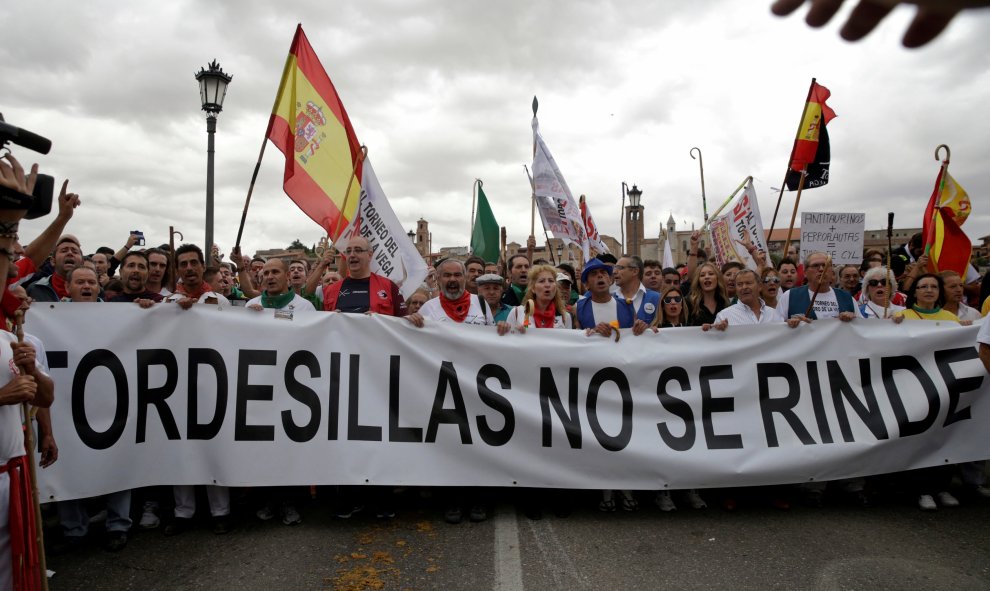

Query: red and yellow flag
[
  {"left": 267, "top": 25, "right": 363, "bottom": 239},
  {"left": 789, "top": 81, "right": 836, "bottom": 173},
  {"left": 923, "top": 165, "right": 972, "bottom": 275}
]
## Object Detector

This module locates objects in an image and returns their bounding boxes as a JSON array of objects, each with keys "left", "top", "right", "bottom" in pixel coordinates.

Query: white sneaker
[
  {"left": 256, "top": 505, "right": 275, "bottom": 521},
  {"left": 971, "top": 485, "right": 990, "bottom": 499},
  {"left": 918, "top": 494, "right": 937, "bottom": 511},
  {"left": 685, "top": 490, "right": 708, "bottom": 510},
  {"left": 936, "top": 491, "right": 960, "bottom": 508},
  {"left": 655, "top": 491, "right": 676, "bottom": 512},
  {"left": 139, "top": 501, "right": 160, "bottom": 529}
]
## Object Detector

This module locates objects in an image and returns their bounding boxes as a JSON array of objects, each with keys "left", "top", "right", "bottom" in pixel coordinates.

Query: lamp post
[
  {"left": 626, "top": 184, "right": 643, "bottom": 255},
  {"left": 195, "top": 60, "right": 232, "bottom": 266}
]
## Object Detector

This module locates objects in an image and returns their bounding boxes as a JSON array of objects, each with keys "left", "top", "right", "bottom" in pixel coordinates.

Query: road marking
[{"left": 493, "top": 505, "right": 524, "bottom": 591}]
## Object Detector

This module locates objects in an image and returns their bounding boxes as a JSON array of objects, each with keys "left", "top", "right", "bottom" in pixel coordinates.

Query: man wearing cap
[
  {"left": 477, "top": 273, "right": 512, "bottom": 322},
  {"left": 27, "top": 235, "right": 82, "bottom": 302},
  {"left": 576, "top": 259, "right": 651, "bottom": 336},
  {"left": 417, "top": 259, "right": 493, "bottom": 326},
  {"left": 611, "top": 255, "right": 660, "bottom": 328}
]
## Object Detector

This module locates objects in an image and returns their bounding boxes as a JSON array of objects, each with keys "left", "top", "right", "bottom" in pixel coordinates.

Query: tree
[{"left": 287, "top": 239, "right": 314, "bottom": 256}]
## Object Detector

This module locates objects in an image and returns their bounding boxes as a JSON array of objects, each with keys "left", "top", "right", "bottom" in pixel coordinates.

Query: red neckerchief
[
  {"left": 51, "top": 273, "right": 68, "bottom": 300},
  {"left": 440, "top": 290, "right": 472, "bottom": 323},
  {"left": 532, "top": 300, "right": 556, "bottom": 328},
  {"left": 175, "top": 280, "right": 210, "bottom": 300}
]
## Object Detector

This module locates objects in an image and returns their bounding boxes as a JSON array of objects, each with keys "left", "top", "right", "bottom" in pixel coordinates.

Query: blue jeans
[{"left": 58, "top": 490, "right": 132, "bottom": 537}]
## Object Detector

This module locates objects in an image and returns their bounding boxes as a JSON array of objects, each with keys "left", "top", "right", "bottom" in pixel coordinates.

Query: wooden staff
[
  {"left": 499, "top": 227, "right": 507, "bottom": 276},
  {"left": 330, "top": 145, "right": 368, "bottom": 242},
  {"left": 471, "top": 179, "right": 481, "bottom": 246},
  {"left": 690, "top": 147, "right": 708, "bottom": 224},
  {"left": 885, "top": 212, "right": 894, "bottom": 319},
  {"left": 923, "top": 144, "right": 951, "bottom": 269},
  {"left": 168, "top": 226, "right": 183, "bottom": 292},
  {"left": 14, "top": 311, "right": 49, "bottom": 591},
  {"left": 234, "top": 137, "right": 270, "bottom": 251},
  {"left": 767, "top": 77, "right": 817, "bottom": 241},
  {"left": 781, "top": 170, "right": 807, "bottom": 258}
]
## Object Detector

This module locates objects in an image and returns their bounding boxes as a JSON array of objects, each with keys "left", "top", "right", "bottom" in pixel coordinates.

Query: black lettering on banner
[
  {"left": 699, "top": 365, "right": 742, "bottom": 449},
  {"left": 805, "top": 361, "right": 834, "bottom": 444},
  {"left": 828, "top": 359, "right": 888, "bottom": 442},
  {"left": 327, "top": 352, "right": 340, "bottom": 440},
  {"left": 72, "top": 350, "right": 128, "bottom": 450},
  {"left": 475, "top": 364, "right": 514, "bottom": 446},
  {"left": 282, "top": 351, "right": 322, "bottom": 443},
  {"left": 757, "top": 363, "right": 815, "bottom": 447},
  {"left": 656, "top": 367, "right": 695, "bottom": 452},
  {"left": 187, "top": 348, "right": 228, "bottom": 441},
  {"left": 347, "top": 354, "right": 382, "bottom": 441},
  {"left": 135, "top": 349, "right": 180, "bottom": 444},
  {"left": 235, "top": 350, "right": 276, "bottom": 441},
  {"left": 425, "top": 361, "right": 472, "bottom": 444},
  {"left": 539, "top": 367, "right": 582, "bottom": 448},
  {"left": 882, "top": 356, "right": 940, "bottom": 438},
  {"left": 935, "top": 347, "right": 983, "bottom": 427},
  {"left": 586, "top": 368, "right": 632, "bottom": 452},
  {"left": 389, "top": 355, "right": 423, "bottom": 443}
]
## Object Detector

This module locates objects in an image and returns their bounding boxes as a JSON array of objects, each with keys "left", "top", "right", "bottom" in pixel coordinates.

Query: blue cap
[{"left": 581, "top": 258, "right": 613, "bottom": 284}]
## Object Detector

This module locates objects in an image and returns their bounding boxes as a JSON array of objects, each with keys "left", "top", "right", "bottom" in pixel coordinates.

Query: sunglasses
[
  {"left": 763, "top": 277, "right": 781, "bottom": 284},
  {"left": 663, "top": 296, "right": 683, "bottom": 304},
  {"left": 867, "top": 279, "right": 888, "bottom": 287}
]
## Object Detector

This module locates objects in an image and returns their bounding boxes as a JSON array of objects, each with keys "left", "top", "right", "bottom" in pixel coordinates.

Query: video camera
[{"left": 0, "top": 113, "right": 53, "bottom": 219}]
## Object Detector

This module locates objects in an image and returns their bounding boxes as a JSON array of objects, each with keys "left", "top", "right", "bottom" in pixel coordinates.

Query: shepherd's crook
[{"left": 690, "top": 147, "right": 708, "bottom": 223}]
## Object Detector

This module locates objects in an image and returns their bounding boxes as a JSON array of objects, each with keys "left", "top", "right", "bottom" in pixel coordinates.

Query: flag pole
[
  {"left": 781, "top": 171, "right": 807, "bottom": 258},
  {"left": 15, "top": 311, "right": 49, "bottom": 591},
  {"left": 885, "top": 212, "right": 894, "bottom": 319},
  {"left": 767, "top": 77, "right": 818, "bottom": 242},
  {"left": 234, "top": 138, "right": 269, "bottom": 251},
  {"left": 923, "top": 144, "right": 951, "bottom": 268},
  {"left": 690, "top": 147, "right": 708, "bottom": 224},
  {"left": 529, "top": 96, "right": 539, "bottom": 263},
  {"left": 500, "top": 226, "right": 507, "bottom": 275},
  {"left": 701, "top": 176, "right": 752, "bottom": 232},
  {"left": 330, "top": 145, "right": 368, "bottom": 242},
  {"left": 471, "top": 178, "right": 480, "bottom": 249}
]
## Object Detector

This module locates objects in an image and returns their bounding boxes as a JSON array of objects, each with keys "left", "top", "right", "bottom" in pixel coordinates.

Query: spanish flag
[
  {"left": 267, "top": 25, "right": 363, "bottom": 239},
  {"left": 785, "top": 80, "right": 835, "bottom": 191},
  {"left": 923, "top": 166, "right": 972, "bottom": 275}
]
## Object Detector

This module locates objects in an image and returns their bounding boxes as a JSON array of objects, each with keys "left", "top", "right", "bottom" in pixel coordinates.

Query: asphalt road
[{"left": 43, "top": 487, "right": 990, "bottom": 591}]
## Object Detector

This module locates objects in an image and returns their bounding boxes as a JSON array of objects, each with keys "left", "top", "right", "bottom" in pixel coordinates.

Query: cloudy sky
[{"left": 2, "top": 1, "right": 989, "bottom": 258}]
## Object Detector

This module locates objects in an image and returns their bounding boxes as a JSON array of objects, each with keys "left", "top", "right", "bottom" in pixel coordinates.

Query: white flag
[
  {"left": 662, "top": 230, "right": 674, "bottom": 268},
  {"left": 708, "top": 179, "right": 769, "bottom": 270},
  {"left": 336, "top": 159, "right": 428, "bottom": 298},
  {"left": 580, "top": 195, "right": 610, "bottom": 256},
  {"left": 531, "top": 117, "right": 590, "bottom": 259}
]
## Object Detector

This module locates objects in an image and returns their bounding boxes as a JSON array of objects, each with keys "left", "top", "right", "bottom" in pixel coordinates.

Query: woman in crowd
[
  {"left": 857, "top": 267, "right": 904, "bottom": 319},
  {"left": 686, "top": 262, "right": 728, "bottom": 326},
  {"left": 652, "top": 290, "right": 707, "bottom": 511},
  {"left": 405, "top": 289, "right": 430, "bottom": 315},
  {"left": 498, "top": 264, "right": 573, "bottom": 332},
  {"left": 760, "top": 268, "right": 781, "bottom": 310},
  {"left": 892, "top": 273, "right": 966, "bottom": 510}
]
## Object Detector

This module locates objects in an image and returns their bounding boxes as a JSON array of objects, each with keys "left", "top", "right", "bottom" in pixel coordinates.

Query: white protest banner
[
  {"left": 26, "top": 304, "right": 989, "bottom": 502},
  {"left": 336, "top": 159, "right": 428, "bottom": 298},
  {"left": 532, "top": 117, "right": 589, "bottom": 258},
  {"left": 708, "top": 179, "right": 769, "bottom": 269},
  {"left": 800, "top": 212, "right": 866, "bottom": 265}
]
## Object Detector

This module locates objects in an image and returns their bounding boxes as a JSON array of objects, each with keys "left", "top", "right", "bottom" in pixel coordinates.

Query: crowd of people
[{"left": 2, "top": 156, "right": 990, "bottom": 585}]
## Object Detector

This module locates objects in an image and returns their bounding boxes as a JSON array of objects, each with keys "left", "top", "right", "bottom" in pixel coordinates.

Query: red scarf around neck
[
  {"left": 532, "top": 300, "right": 557, "bottom": 328},
  {"left": 440, "top": 290, "right": 472, "bottom": 322},
  {"left": 176, "top": 280, "right": 210, "bottom": 300},
  {"left": 51, "top": 273, "right": 68, "bottom": 299}
]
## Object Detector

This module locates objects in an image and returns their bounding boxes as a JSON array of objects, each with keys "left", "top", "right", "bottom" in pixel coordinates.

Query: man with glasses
[
  {"left": 778, "top": 251, "right": 857, "bottom": 325},
  {"left": 323, "top": 236, "right": 406, "bottom": 316},
  {"left": 611, "top": 255, "right": 660, "bottom": 327}
]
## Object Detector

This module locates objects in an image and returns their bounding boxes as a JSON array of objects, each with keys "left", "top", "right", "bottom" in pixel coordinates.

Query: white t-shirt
[
  {"left": 860, "top": 301, "right": 906, "bottom": 319},
  {"left": 977, "top": 318, "right": 990, "bottom": 346},
  {"left": 419, "top": 294, "right": 493, "bottom": 326},
  {"left": 165, "top": 290, "right": 231, "bottom": 306},
  {"left": 714, "top": 300, "right": 782, "bottom": 325},
  {"left": 245, "top": 292, "right": 317, "bottom": 312},
  {"left": 777, "top": 287, "right": 841, "bottom": 319},
  {"left": 0, "top": 331, "right": 24, "bottom": 464},
  {"left": 504, "top": 305, "right": 572, "bottom": 329},
  {"left": 589, "top": 298, "right": 619, "bottom": 326}
]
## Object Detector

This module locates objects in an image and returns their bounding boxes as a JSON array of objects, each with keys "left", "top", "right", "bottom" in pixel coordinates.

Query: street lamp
[
  {"left": 195, "top": 59, "right": 232, "bottom": 266},
  {"left": 627, "top": 184, "right": 642, "bottom": 207}
]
